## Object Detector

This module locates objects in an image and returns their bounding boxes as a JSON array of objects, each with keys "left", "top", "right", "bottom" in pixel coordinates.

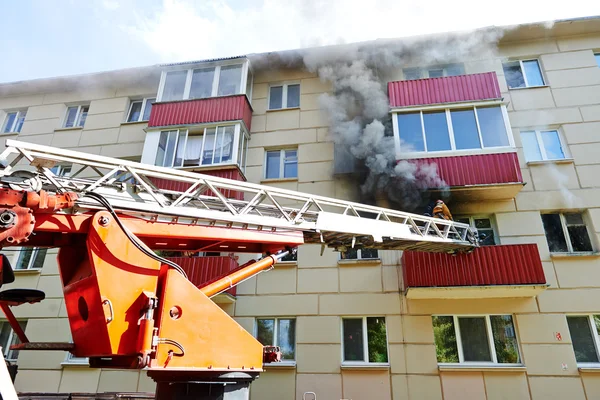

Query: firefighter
[{"left": 432, "top": 199, "right": 453, "bottom": 221}]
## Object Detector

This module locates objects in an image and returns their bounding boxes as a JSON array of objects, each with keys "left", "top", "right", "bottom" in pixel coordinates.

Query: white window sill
[
  {"left": 266, "top": 107, "right": 300, "bottom": 113},
  {"left": 264, "top": 361, "right": 296, "bottom": 369},
  {"left": 0, "top": 132, "right": 19, "bottom": 136},
  {"left": 341, "top": 363, "right": 390, "bottom": 370},
  {"left": 527, "top": 158, "right": 574, "bottom": 166},
  {"left": 508, "top": 85, "right": 549, "bottom": 90},
  {"left": 551, "top": 252, "right": 600, "bottom": 259},
  {"left": 438, "top": 364, "right": 526, "bottom": 372},
  {"left": 13, "top": 268, "right": 42, "bottom": 275},
  {"left": 54, "top": 126, "right": 83, "bottom": 132},
  {"left": 338, "top": 259, "right": 382, "bottom": 266},
  {"left": 578, "top": 365, "right": 600, "bottom": 372},
  {"left": 120, "top": 120, "right": 149, "bottom": 126},
  {"left": 276, "top": 260, "right": 298, "bottom": 267},
  {"left": 261, "top": 177, "right": 298, "bottom": 184}
]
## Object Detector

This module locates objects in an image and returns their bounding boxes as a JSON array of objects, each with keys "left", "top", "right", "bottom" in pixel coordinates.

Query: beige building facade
[{"left": 1, "top": 16, "right": 600, "bottom": 400}]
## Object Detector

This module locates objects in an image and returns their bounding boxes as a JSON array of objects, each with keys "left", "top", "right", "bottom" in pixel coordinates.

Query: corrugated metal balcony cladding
[
  {"left": 407, "top": 152, "right": 523, "bottom": 187},
  {"left": 168, "top": 256, "right": 238, "bottom": 296},
  {"left": 148, "top": 95, "right": 252, "bottom": 131},
  {"left": 402, "top": 244, "right": 546, "bottom": 288},
  {"left": 388, "top": 72, "right": 502, "bottom": 108},
  {"left": 149, "top": 168, "right": 245, "bottom": 200}
]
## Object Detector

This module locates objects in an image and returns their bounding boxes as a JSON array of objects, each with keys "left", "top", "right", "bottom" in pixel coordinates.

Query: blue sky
[{"left": 2, "top": 0, "right": 600, "bottom": 83}]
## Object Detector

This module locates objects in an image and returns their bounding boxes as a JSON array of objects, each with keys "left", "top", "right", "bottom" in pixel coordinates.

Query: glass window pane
[
  {"left": 163, "top": 131, "right": 178, "bottom": 168},
  {"left": 256, "top": 319, "right": 274, "bottom": 346},
  {"left": 218, "top": 126, "right": 235, "bottom": 163},
  {"left": 423, "top": 111, "right": 451, "bottom": 152},
  {"left": 128, "top": 101, "right": 143, "bottom": 122},
  {"left": 451, "top": 109, "right": 481, "bottom": 150},
  {"left": 541, "top": 130, "right": 565, "bottom": 160},
  {"left": 16, "top": 248, "right": 34, "bottom": 270},
  {"left": 523, "top": 60, "right": 544, "bottom": 86},
  {"left": 521, "top": 131, "right": 543, "bottom": 162},
  {"left": 142, "top": 99, "right": 155, "bottom": 121},
  {"left": 343, "top": 319, "right": 364, "bottom": 362},
  {"left": 266, "top": 151, "right": 281, "bottom": 179},
  {"left": 567, "top": 226, "right": 593, "bottom": 252},
  {"left": 341, "top": 248, "right": 358, "bottom": 259},
  {"left": 458, "top": 317, "right": 492, "bottom": 362},
  {"left": 77, "top": 106, "right": 89, "bottom": 127},
  {"left": 183, "top": 135, "right": 203, "bottom": 166},
  {"left": 474, "top": 218, "right": 491, "bottom": 229},
  {"left": 541, "top": 214, "right": 569, "bottom": 252},
  {"left": 446, "top": 64, "right": 465, "bottom": 76},
  {"left": 432, "top": 316, "right": 459, "bottom": 363},
  {"left": 478, "top": 229, "right": 496, "bottom": 246},
  {"left": 477, "top": 107, "right": 509, "bottom": 147},
  {"left": 596, "top": 54, "right": 600, "bottom": 67},
  {"left": 202, "top": 128, "right": 217, "bottom": 165},
  {"left": 173, "top": 130, "right": 187, "bottom": 167},
  {"left": 15, "top": 111, "right": 26, "bottom": 132},
  {"left": 155, "top": 131, "right": 169, "bottom": 167},
  {"left": 502, "top": 61, "right": 525, "bottom": 89},
  {"left": 162, "top": 71, "right": 187, "bottom": 101},
  {"left": 567, "top": 316, "right": 599, "bottom": 363},
  {"left": 454, "top": 217, "right": 470, "bottom": 225},
  {"left": 190, "top": 68, "right": 215, "bottom": 99},
  {"left": 0, "top": 322, "right": 12, "bottom": 357},
  {"left": 397, "top": 113, "right": 424, "bottom": 152},
  {"left": 245, "top": 70, "right": 253, "bottom": 97},
  {"left": 3, "top": 112, "right": 16, "bottom": 133},
  {"left": 490, "top": 315, "right": 521, "bottom": 363},
  {"left": 361, "top": 248, "right": 379, "bottom": 259},
  {"left": 218, "top": 65, "right": 242, "bottom": 96},
  {"left": 428, "top": 69, "right": 444, "bottom": 78},
  {"left": 269, "top": 86, "right": 283, "bottom": 109},
  {"left": 403, "top": 68, "right": 422, "bottom": 80},
  {"left": 366, "top": 317, "right": 388, "bottom": 363},
  {"left": 283, "top": 149, "right": 298, "bottom": 178},
  {"left": 287, "top": 84, "right": 300, "bottom": 108},
  {"left": 64, "top": 107, "right": 78, "bottom": 128},
  {"left": 277, "top": 319, "right": 296, "bottom": 360},
  {"left": 32, "top": 248, "right": 47, "bottom": 269},
  {"left": 565, "top": 213, "right": 585, "bottom": 225}
]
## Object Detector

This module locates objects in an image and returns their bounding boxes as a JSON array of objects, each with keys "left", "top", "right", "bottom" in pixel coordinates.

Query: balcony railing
[
  {"left": 167, "top": 255, "right": 239, "bottom": 298},
  {"left": 402, "top": 244, "right": 547, "bottom": 299}
]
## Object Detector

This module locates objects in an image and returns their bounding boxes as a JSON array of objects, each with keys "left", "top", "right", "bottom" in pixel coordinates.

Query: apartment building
[{"left": 1, "top": 15, "right": 600, "bottom": 400}]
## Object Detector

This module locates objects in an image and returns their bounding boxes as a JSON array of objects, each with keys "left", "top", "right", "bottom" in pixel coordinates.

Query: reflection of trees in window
[
  {"left": 432, "top": 316, "right": 459, "bottom": 363},
  {"left": 491, "top": 315, "right": 520, "bottom": 363},
  {"left": 367, "top": 317, "right": 388, "bottom": 363}
]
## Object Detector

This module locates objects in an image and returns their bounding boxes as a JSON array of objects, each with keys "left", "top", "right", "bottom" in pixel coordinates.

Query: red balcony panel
[
  {"left": 402, "top": 244, "right": 547, "bottom": 298},
  {"left": 149, "top": 168, "right": 246, "bottom": 200},
  {"left": 149, "top": 95, "right": 252, "bottom": 131},
  {"left": 388, "top": 72, "right": 502, "bottom": 108},
  {"left": 407, "top": 152, "right": 523, "bottom": 188},
  {"left": 168, "top": 256, "right": 238, "bottom": 297}
]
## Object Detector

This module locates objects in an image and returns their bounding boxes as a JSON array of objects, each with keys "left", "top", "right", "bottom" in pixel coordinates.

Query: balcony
[
  {"left": 148, "top": 95, "right": 252, "bottom": 131},
  {"left": 402, "top": 244, "right": 547, "bottom": 299},
  {"left": 167, "top": 256, "right": 239, "bottom": 302}
]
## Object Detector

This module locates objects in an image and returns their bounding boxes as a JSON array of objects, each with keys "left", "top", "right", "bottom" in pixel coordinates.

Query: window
[
  {"left": 64, "top": 105, "right": 88, "bottom": 128},
  {"left": 50, "top": 164, "right": 72, "bottom": 177},
  {"left": 502, "top": 60, "right": 545, "bottom": 89},
  {"left": 158, "top": 62, "right": 251, "bottom": 102},
  {"left": 455, "top": 216, "right": 497, "bottom": 246},
  {"left": 64, "top": 353, "right": 89, "bottom": 365},
  {"left": 340, "top": 248, "right": 379, "bottom": 260},
  {"left": 154, "top": 125, "right": 247, "bottom": 169},
  {"left": 14, "top": 248, "right": 47, "bottom": 270},
  {"left": 265, "top": 149, "right": 298, "bottom": 179},
  {"left": 127, "top": 98, "right": 155, "bottom": 122},
  {"left": 342, "top": 317, "right": 388, "bottom": 364},
  {"left": 595, "top": 53, "right": 600, "bottom": 67},
  {"left": 256, "top": 318, "right": 296, "bottom": 362},
  {"left": 432, "top": 315, "right": 521, "bottom": 365},
  {"left": 0, "top": 320, "right": 27, "bottom": 361},
  {"left": 403, "top": 64, "right": 465, "bottom": 80},
  {"left": 395, "top": 105, "right": 511, "bottom": 153},
  {"left": 268, "top": 83, "right": 300, "bottom": 110},
  {"left": 2, "top": 110, "right": 26, "bottom": 133},
  {"left": 542, "top": 212, "right": 593, "bottom": 253},
  {"left": 567, "top": 315, "right": 600, "bottom": 365},
  {"left": 521, "top": 129, "right": 567, "bottom": 162}
]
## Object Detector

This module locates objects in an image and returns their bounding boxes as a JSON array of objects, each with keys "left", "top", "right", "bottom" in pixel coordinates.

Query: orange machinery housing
[{"left": 0, "top": 188, "right": 303, "bottom": 399}]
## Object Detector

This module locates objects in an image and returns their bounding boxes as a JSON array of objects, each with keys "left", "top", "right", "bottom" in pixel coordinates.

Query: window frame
[
  {"left": 433, "top": 314, "right": 522, "bottom": 366},
  {"left": 339, "top": 248, "right": 380, "bottom": 261},
  {"left": 567, "top": 314, "right": 600, "bottom": 367},
  {"left": 156, "top": 59, "right": 251, "bottom": 102},
  {"left": 340, "top": 316, "right": 390, "bottom": 366},
  {"left": 391, "top": 103, "right": 514, "bottom": 156},
  {"left": 0, "top": 320, "right": 27, "bottom": 361},
  {"left": 402, "top": 63, "right": 465, "bottom": 80},
  {"left": 63, "top": 105, "right": 89, "bottom": 128},
  {"left": 454, "top": 215, "right": 499, "bottom": 246},
  {"left": 2, "top": 110, "right": 27, "bottom": 134},
  {"left": 267, "top": 81, "right": 301, "bottom": 110},
  {"left": 503, "top": 59, "right": 546, "bottom": 89},
  {"left": 63, "top": 352, "right": 90, "bottom": 366},
  {"left": 126, "top": 97, "right": 155, "bottom": 123},
  {"left": 542, "top": 212, "right": 595, "bottom": 254},
  {"left": 11, "top": 247, "right": 47, "bottom": 271},
  {"left": 263, "top": 148, "right": 298, "bottom": 180},
  {"left": 520, "top": 128, "right": 569, "bottom": 162},
  {"left": 254, "top": 317, "right": 297, "bottom": 364}
]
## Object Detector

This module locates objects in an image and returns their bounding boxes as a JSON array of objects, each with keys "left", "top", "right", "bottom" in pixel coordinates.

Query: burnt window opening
[{"left": 541, "top": 212, "right": 594, "bottom": 253}]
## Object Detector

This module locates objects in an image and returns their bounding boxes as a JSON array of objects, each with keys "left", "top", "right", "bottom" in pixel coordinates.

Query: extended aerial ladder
[{"left": 0, "top": 140, "right": 478, "bottom": 400}]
